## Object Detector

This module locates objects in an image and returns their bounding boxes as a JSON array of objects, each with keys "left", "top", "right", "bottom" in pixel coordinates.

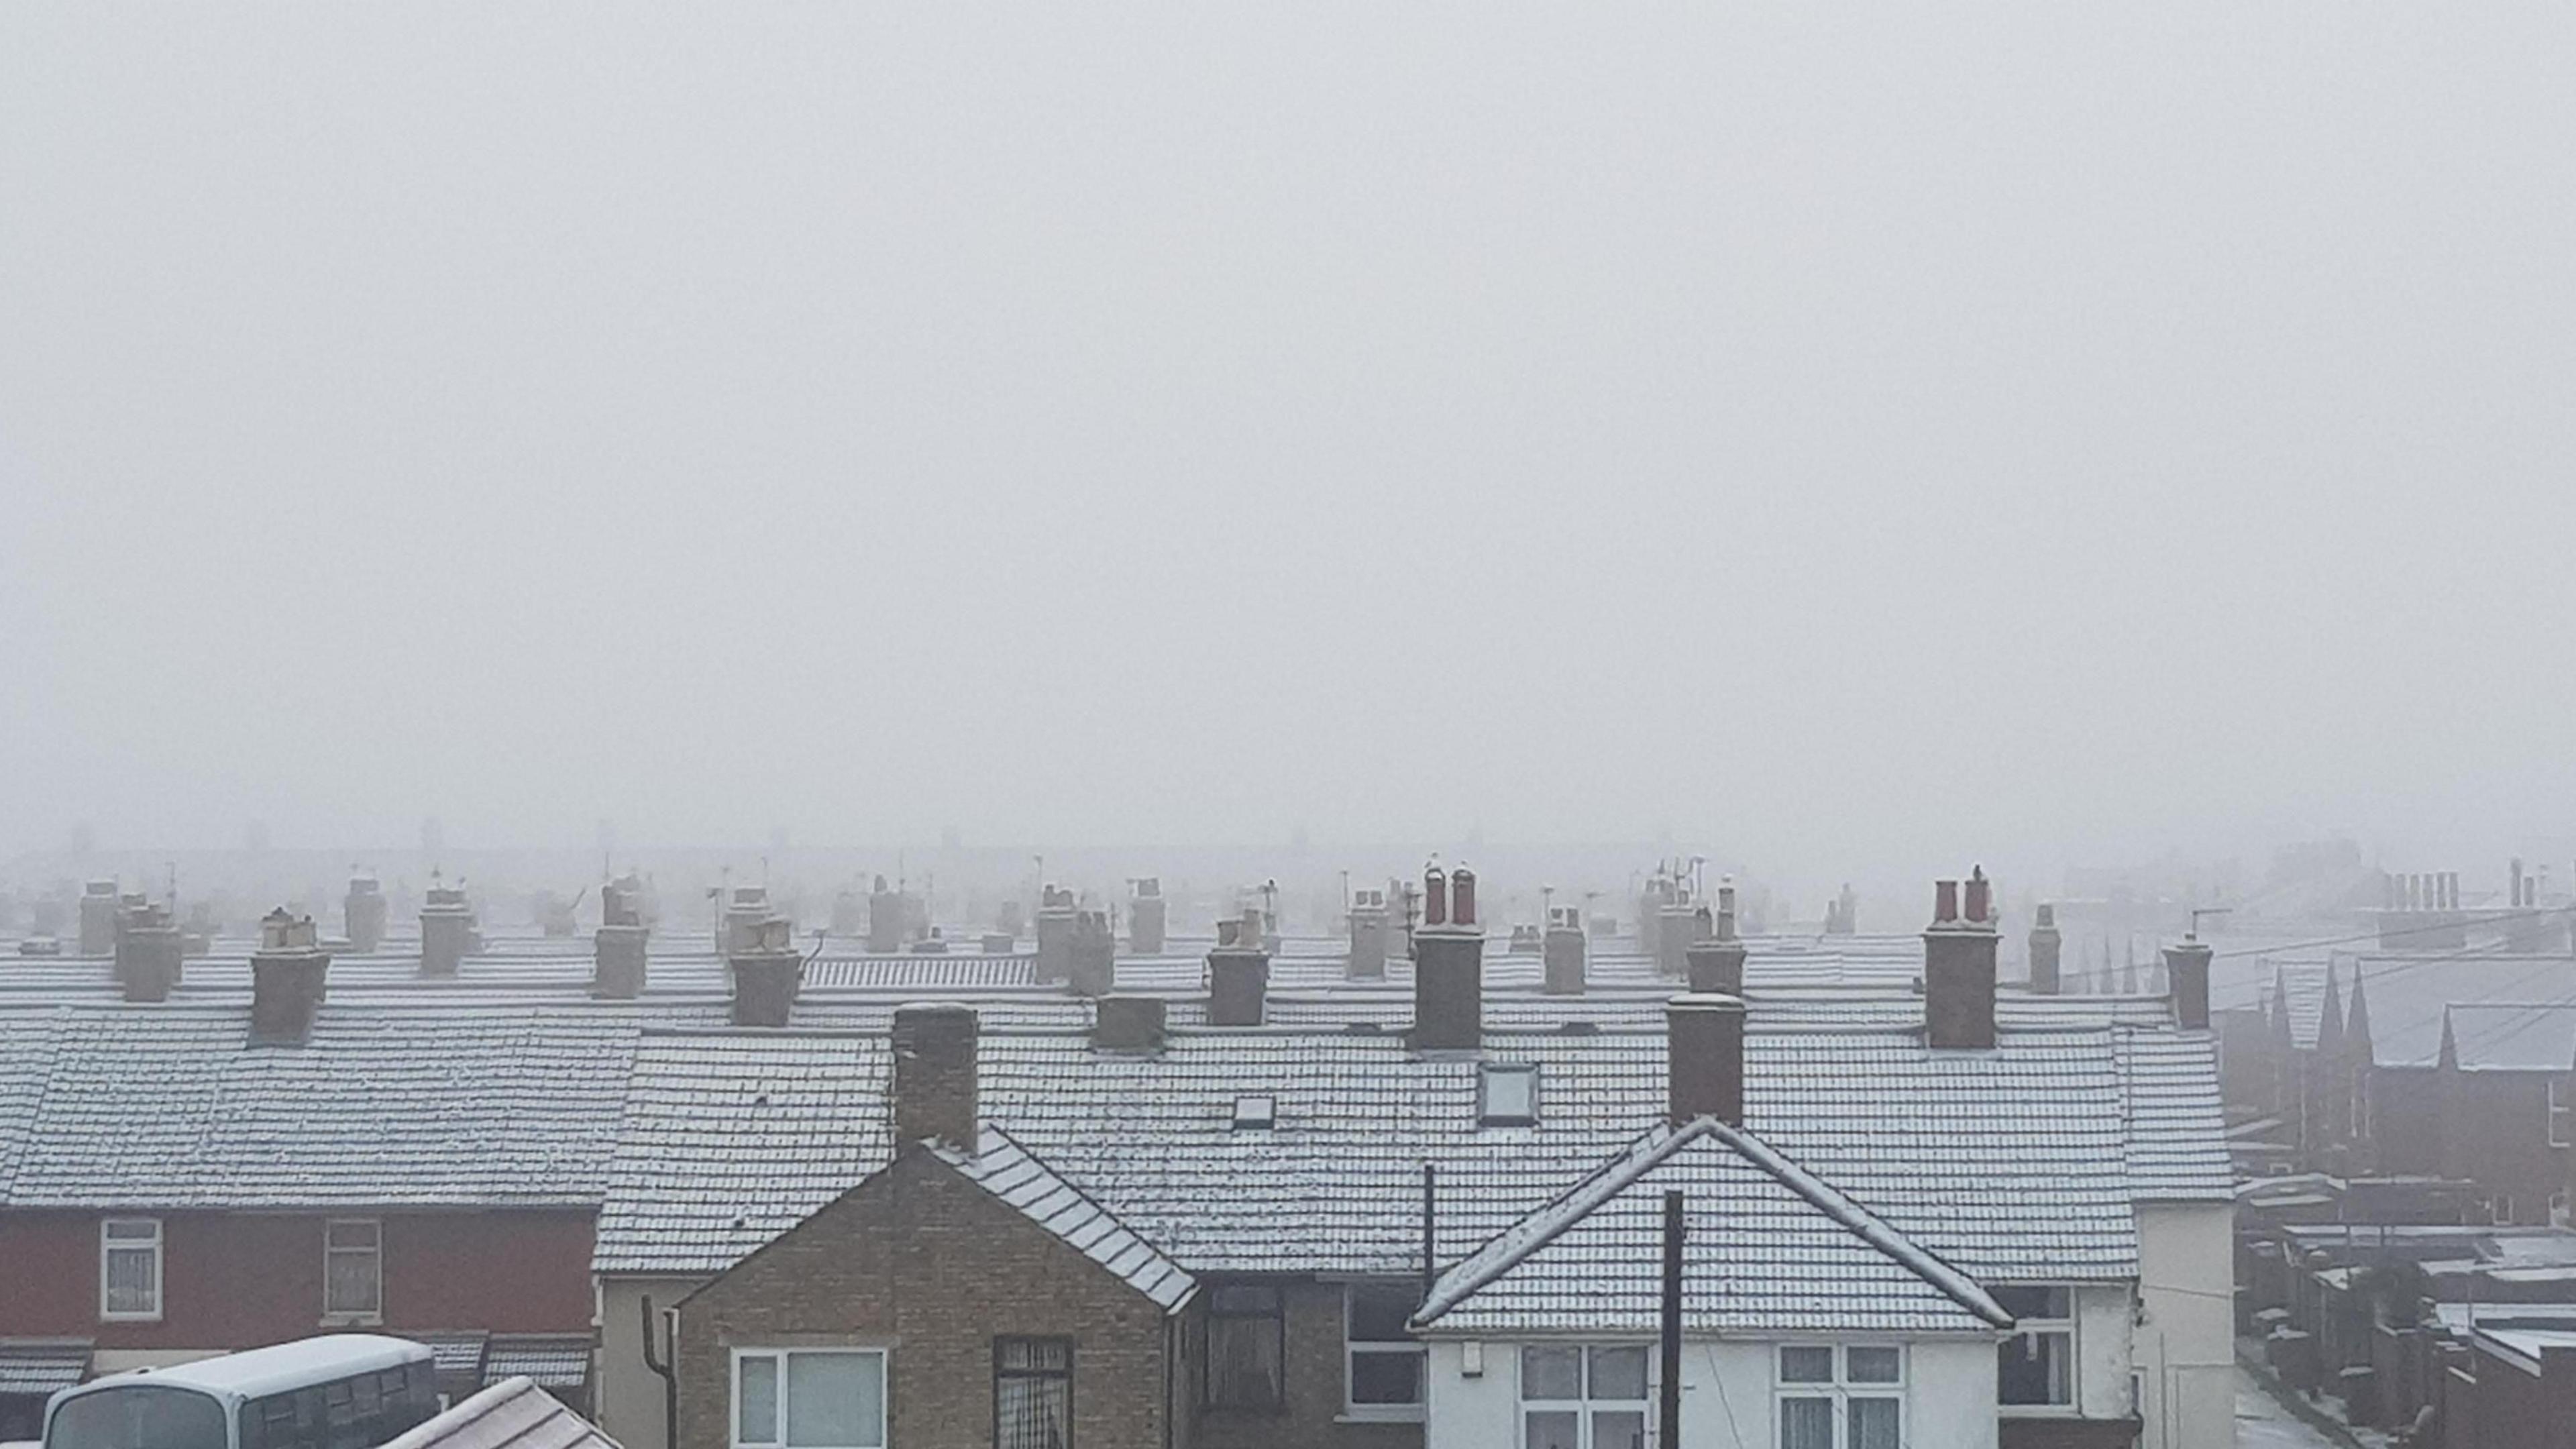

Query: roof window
[
  {"left": 1232, "top": 1094, "right": 1276, "bottom": 1130},
  {"left": 1480, "top": 1063, "right": 1538, "bottom": 1126}
]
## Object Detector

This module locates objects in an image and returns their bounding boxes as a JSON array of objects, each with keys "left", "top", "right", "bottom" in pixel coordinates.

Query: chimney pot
[
  {"left": 1963, "top": 867, "right": 1991, "bottom": 924},
  {"left": 1451, "top": 867, "right": 1477, "bottom": 928},
  {"left": 1933, "top": 879, "right": 1960, "bottom": 924},
  {"left": 1666, "top": 994, "right": 1747, "bottom": 1126},
  {"left": 891, "top": 1002, "right": 979, "bottom": 1152},
  {"left": 1424, "top": 867, "right": 1449, "bottom": 928}
]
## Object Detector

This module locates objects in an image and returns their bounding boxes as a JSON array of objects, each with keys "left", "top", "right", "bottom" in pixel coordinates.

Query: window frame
[
  {"left": 2548, "top": 1077, "right": 2573, "bottom": 1150},
  {"left": 99, "top": 1216, "right": 164, "bottom": 1323},
  {"left": 1231, "top": 1095, "right": 1276, "bottom": 1132},
  {"left": 1480, "top": 1063, "right": 1540, "bottom": 1127},
  {"left": 1993, "top": 1285, "right": 2078, "bottom": 1413},
  {"left": 1341, "top": 1281, "right": 1426, "bottom": 1421},
  {"left": 1517, "top": 1342, "right": 1652, "bottom": 1449},
  {"left": 1774, "top": 1344, "right": 1906, "bottom": 1449},
  {"left": 729, "top": 1346, "right": 888, "bottom": 1449},
  {"left": 992, "top": 1336, "right": 1073, "bottom": 1449},
  {"left": 1201, "top": 1283, "right": 1287, "bottom": 1411},
  {"left": 321, "top": 1218, "right": 383, "bottom": 1323}
]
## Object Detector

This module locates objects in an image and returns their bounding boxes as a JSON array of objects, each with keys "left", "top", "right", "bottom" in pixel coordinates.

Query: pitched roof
[
  {"left": 928, "top": 1125, "right": 1197, "bottom": 1313},
  {"left": 381, "top": 1376, "right": 620, "bottom": 1449},
  {"left": 2443, "top": 1004, "right": 2576, "bottom": 1073},
  {"left": 0, "top": 1004, "right": 635, "bottom": 1209},
  {"left": 2355, "top": 956, "right": 2576, "bottom": 1068},
  {"left": 0, "top": 1340, "right": 93, "bottom": 1397},
  {"left": 1413, "top": 1117, "right": 2010, "bottom": 1337},
  {"left": 2115, "top": 1030, "right": 2233, "bottom": 1201}
]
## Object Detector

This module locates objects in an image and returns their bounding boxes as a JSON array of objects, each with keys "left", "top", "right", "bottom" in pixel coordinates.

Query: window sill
[
  {"left": 1337, "top": 1407, "right": 1427, "bottom": 1424},
  {"left": 1998, "top": 1406, "right": 2083, "bottom": 1417},
  {"left": 100, "top": 1313, "right": 163, "bottom": 1324},
  {"left": 320, "top": 1313, "right": 384, "bottom": 1328}
]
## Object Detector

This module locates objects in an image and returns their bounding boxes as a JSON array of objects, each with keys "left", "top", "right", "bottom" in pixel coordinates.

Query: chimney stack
[
  {"left": 1207, "top": 911, "right": 1269, "bottom": 1026},
  {"left": 250, "top": 908, "right": 330, "bottom": 1045},
  {"left": 593, "top": 877, "right": 650, "bottom": 999},
  {"left": 727, "top": 916, "right": 802, "bottom": 1027},
  {"left": 2029, "top": 903, "right": 2063, "bottom": 996},
  {"left": 1666, "top": 994, "right": 1747, "bottom": 1127},
  {"left": 1542, "top": 906, "right": 1587, "bottom": 996},
  {"left": 890, "top": 1002, "right": 979, "bottom": 1153},
  {"left": 77, "top": 880, "right": 118, "bottom": 957},
  {"left": 115, "top": 900, "right": 183, "bottom": 1003},
  {"left": 1068, "top": 908, "right": 1116, "bottom": 997},
  {"left": 1128, "top": 879, "right": 1167, "bottom": 955},
  {"left": 343, "top": 874, "right": 387, "bottom": 953},
  {"left": 1034, "top": 885, "right": 1077, "bottom": 984},
  {"left": 1923, "top": 868, "right": 1998, "bottom": 1050},
  {"left": 420, "top": 879, "right": 475, "bottom": 977},
  {"left": 1685, "top": 892, "right": 1748, "bottom": 996},
  {"left": 1654, "top": 900, "right": 1703, "bottom": 980},
  {"left": 1348, "top": 888, "right": 1391, "bottom": 979},
  {"left": 867, "top": 875, "right": 904, "bottom": 954},
  {"left": 2163, "top": 937, "right": 2212, "bottom": 1030},
  {"left": 1412, "top": 865, "right": 1485, "bottom": 1052},
  {"left": 1093, "top": 996, "right": 1167, "bottom": 1052}
]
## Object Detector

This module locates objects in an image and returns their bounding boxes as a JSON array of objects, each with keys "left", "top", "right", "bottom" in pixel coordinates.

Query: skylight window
[
  {"left": 1480, "top": 1063, "right": 1538, "bottom": 1126},
  {"left": 1232, "top": 1095, "right": 1276, "bottom": 1130}
]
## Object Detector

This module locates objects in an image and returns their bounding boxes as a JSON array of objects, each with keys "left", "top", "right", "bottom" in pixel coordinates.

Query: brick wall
[
  {"left": 675, "top": 1150, "right": 1171, "bottom": 1449},
  {"left": 0, "top": 1208, "right": 595, "bottom": 1348},
  {"left": 2440, "top": 1071, "right": 2569, "bottom": 1221},
  {"left": 1193, "top": 1279, "right": 1422, "bottom": 1449}
]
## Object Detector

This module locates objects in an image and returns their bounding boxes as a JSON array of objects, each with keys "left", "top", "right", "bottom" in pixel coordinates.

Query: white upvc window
[
  {"left": 1776, "top": 1345, "right": 1904, "bottom": 1449},
  {"left": 2549, "top": 1078, "right": 2573, "bottom": 1150},
  {"left": 1519, "top": 1344, "right": 1649, "bottom": 1449},
  {"left": 1994, "top": 1285, "right": 2076, "bottom": 1408},
  {"left": 323, "top": 1218, "right": 382, "bottom": 1320},
  {"left": 1344, "top": 1282, "right": 1424, "bottom": 1418},
  {"left": 99, "top": 1217, "right": 163, "bottom": 1321},
  {"left": 732, "top": 1348, "right": 886, "bottom": 1449}
]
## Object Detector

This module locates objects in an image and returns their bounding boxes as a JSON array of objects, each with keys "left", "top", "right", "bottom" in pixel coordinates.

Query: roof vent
[{"left": 1232, "top": 1094, "right": 1276, "bottom": 1130}]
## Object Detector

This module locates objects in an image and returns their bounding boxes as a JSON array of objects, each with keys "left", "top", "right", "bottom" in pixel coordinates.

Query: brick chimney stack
[
  {"left": 1542, "top": 906, "right": 1587, "bottom": 996},
  {"left": 419, "top": 878, "right": 475, "bottom": 977},
  {"left": 727, "top": 916, "right": 803, "bottom": 1027},
  {"left": 593, "top": 877, "right": 650, "bottom": 1000},
  {"left": 1412, "top": 865, "right": 1485, "bottom": 1052},
  {"left": 1068, "top": 908, "right": 1116, "bottom": 998},
  {"left": 77, "top": 880, "right": 118, "bottom": 958},
  {"left": 1034, "top": 885, "right": 1077, "bottom": 984},
  {"left": 1924, "top": 868, "right": 1999, "bottom": 1050},
  {"left": 1093, "top": 996, "right": 1167, "bottom": 1052},
  {"left": 891, "top": 1003, "right": 979, "bottom": 1153},
  {"left": 867, "top": 875, "right": 904, "bottom": 954},
  {"left": 343, "top": 874, "right": 387, "bottom": 953},
  {"left": 115, "top": 900, "right": 183, "bottom": 1003},
  {"left": 250, "top": 908, "right": 330, "bottom": 1045},
  {"left": 1654, "top": 899, "right": 1703, "bottom": 981},
  {"left": 1348, "top": 888, "right": 1391, "bottom": 979},
  {"left": 2162, "top": 936, "right": 2213, "bottom": 1031},
  {"left": 1686, "top": 885, "right": 1748, "bottom": 996},
  {"left": 1666, "top": 994, "right": 1747, "bottom": 1126},
  {"left": 2029, "top": 902, "right": 2063, "bottom": 996},
  {"left": 1207, "top": 910, "right": 1269, "bottom": 1026},
  {"left": 1128, "top": 879, "right": 1167, "bottom": 955}
]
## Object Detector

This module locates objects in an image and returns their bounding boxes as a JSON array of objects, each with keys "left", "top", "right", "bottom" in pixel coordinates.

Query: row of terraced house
[{"left": 0, "top": 867, "right": 2235, "bottom": 1448}]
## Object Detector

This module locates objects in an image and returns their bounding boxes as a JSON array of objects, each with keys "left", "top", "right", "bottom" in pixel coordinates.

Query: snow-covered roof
[
  {"left": 0, "top": 1340, "right": 91, "bottom": 1397},
  {"left": 479, "top": 1336, "right": 592, "bottom": 1391},
  {"left": 382, "top": 1375, "right": 620, "bottom": 1449},
  {"left": 2443, "top": 1003, "right": 2576, "bottom": 1074},
  {"left": 0, "top": 1004, "right": 634, "bottom": 1210},
  {"left": 2116, "top": 1030, "right": 2234, "bottom": 1201},
  {"left": 1413, "top": 1117, "right": 2010, "bottom": 1337},
  {"left": 929, "top": 1124, "right": 1196, "bottom": 1313}
]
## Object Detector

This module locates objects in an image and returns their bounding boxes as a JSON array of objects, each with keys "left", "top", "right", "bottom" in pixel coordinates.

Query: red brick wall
[
  {"left": 2440, "top": 1071, "right": 2569, "bottom": 1221},
  {"left": 2368, "top": 1067, "right": 2445, "bottom": 1176},
  {"left": 2461, "top": 1342, "right": 2576, "bottom": 1449},
  {"left": 1194, "top": 1281, "right": 1421, "bottom": 1449},
  {"left": 675, "top": 1150, "right": 1172, "bottom": 1449},
  {"left": 0, "top": 1209, "right": 596, "bottom": 1348}
]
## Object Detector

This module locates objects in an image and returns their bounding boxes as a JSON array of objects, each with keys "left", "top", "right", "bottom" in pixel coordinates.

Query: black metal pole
[
  {"left": 1660, "top": 1189, "right": 1683, "bottom": 1445},
  {"left": 1421, "top": 1163, "right": 1439, "bottom": 1301}
]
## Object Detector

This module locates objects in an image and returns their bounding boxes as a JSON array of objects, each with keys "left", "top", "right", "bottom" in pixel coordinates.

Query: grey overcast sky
[{"left": 1, "top": 5, "right": 2570, "bottom": 877}]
